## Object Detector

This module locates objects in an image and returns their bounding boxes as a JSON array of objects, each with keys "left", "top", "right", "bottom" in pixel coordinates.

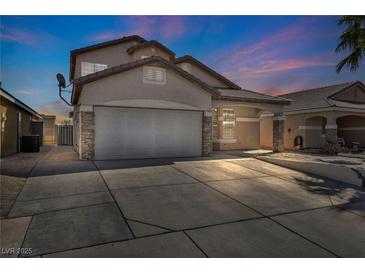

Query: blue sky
[{"left": 1, "top": 16, "right": 364, "bottom": 118}]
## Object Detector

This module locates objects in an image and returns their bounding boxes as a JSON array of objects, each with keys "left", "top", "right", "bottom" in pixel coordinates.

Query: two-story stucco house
[{"left": 70, "top": 35, "right": 290, "bottom": 160}]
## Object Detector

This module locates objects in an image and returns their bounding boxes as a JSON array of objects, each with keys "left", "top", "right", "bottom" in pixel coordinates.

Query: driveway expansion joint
[
  {"left": 169, "top": 163, "right": 341, "bottom": 258},
  {"left": 92, "top": 161, "right": 136, "bottom": 238},
  {"left": 108, "top": 181, "right": 197, "bottom": 191},
  {"left": 8, "top": 201, "right": 116, "bottom": 219},
  {"left": 14, "top": 189, "right": 109, "bottom": 203},
  {"left": 183, "top": 231, "right": 209, "bottom": 258},
  {"left": 225, "top": 159, "right": 343, "bottom": 209},
  {"left": 17, "top": 216, "right": 33, "bottom": 257},
  {"left": 126, "top": 218, "right": 175, "bottom": 232}
]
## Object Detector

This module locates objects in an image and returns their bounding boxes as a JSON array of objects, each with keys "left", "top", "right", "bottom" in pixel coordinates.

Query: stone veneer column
[
  {"left": 273, "top": 112, "right": 284, "bottom": 152},
  {"left": 73, "top": 106, "right": 79, "bottom": 153},
  {"left": 202, "top": 111, "right": 213, "bottom": 156},
  {"left": 79, "top": 105, "right": 95, "bottom": 160}
]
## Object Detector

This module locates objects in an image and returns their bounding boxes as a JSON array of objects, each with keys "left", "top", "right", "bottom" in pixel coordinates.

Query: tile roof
[
  {"left": 127, "top": 40, "right": 176, "bottom": 57},
  {"left": 0, "top": 86, "right": 41, "bottom": 118},
  {"left": 280, "top": 81, "right": 364, "bottom": 112},
  {"left": 218, "top": 88, "right": 291, "bottom": 105},
  {"left": 70, "top": 35, "right": 146, "bottom": 55}
]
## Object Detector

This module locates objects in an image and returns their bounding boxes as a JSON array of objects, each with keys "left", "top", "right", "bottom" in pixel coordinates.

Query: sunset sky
[{"left": 1, "top": 15, "right": 364, "bottom": 118}]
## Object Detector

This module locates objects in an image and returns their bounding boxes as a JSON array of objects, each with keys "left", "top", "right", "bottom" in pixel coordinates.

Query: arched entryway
[
  {"left": 304, "top": 116, "right": 327, "bottom": 148},
  {"left": 337, "top": 115, "right": 365, "bottom": 147}
]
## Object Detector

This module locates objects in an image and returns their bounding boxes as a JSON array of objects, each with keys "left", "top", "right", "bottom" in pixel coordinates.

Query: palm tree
[{"left": 335, "top": 16, "right": 365, "bottom": 73}]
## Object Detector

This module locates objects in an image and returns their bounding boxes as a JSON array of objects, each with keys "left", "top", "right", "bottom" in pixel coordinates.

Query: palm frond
[{"left": 335, "top": 16, "right": 365, "bottom": 73}]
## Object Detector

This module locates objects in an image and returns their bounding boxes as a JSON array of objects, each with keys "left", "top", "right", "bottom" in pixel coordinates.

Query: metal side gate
[{"left": 57, "top": 125, "right": 73, "bottom": 145}]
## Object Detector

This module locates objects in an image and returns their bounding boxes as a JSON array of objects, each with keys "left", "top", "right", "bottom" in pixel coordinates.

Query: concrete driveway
[{"left": 1, "top": 146, "right": 365, "bottom": 258}]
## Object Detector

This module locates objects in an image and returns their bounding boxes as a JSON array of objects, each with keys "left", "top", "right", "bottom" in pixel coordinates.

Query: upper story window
[
  {"left": 222, "top": 109, "right": 235, "bottom": 139},
  {"left": 143, "top": 66, "right": 166, "bottom": 85},
  {"left": 81, "top": 62, "right": 108, "bottom": 77}
]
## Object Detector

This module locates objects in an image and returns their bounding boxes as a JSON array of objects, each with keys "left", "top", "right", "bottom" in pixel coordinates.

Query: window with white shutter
[
  {"left": 143, "top": 66, "right": 166, "bottom": 85},
  {"left": 81, "top": 62, "right": 107, "bottom": 76}
]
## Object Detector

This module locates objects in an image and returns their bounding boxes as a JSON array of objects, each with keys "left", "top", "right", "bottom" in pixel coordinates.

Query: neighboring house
[
  {"left": 70, "top": 35, "right": 290, "bottom": 160},
  {"left": 260, "top": 81, "right": 365, "bottom": 149},
  {"left": 0, "top": 85, "right": 42, "bottom": 157}
]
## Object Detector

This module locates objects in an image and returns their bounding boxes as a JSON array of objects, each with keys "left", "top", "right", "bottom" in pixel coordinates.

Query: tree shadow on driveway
[{"left": 288, "top": 173, "right": 365, "bottom": 206}]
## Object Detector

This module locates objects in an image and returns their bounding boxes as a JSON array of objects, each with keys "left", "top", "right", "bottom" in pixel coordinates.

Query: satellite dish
[{"left": 56, "top": 73, "right": 66, "bottom": 88}]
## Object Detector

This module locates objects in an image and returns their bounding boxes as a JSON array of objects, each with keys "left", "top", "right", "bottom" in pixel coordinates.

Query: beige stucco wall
[
  {"left": 74, "top": 40, "right": 138, "bottom": 79},
  {"left": 1, "top": 97, "right": 32, "bottom": 157},
  {"left": 260, "top": 116, "right": 273, "bottom": 149},
  {"left": 188, "top": 62, "right": 231, "bottom": 89},
  {"left": 213, "top": 106, "right": 261, "bottom": 150},
  {"left": 78, "top": 64, "right": 213, "bottom": 111}
]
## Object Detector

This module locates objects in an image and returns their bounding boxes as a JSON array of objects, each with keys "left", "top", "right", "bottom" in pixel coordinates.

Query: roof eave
[
  {"left": 219, "top": 96, "right": 292, "bottom": 105},
  {"left": 0, "top": 88, "right": 42, "bottom": 117},
  {"left": 126, "top": 41, "right": 176, "bottom": 57}
]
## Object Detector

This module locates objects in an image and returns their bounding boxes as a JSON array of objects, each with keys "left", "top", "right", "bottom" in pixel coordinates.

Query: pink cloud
[
  {"left": 226, "top": 56, "right": 335, "bottom": 77},
  {"left": 212, "top": 17, "right": 323, "bottom": 66},
  {"left": 1, "top": 25, "right": 37, "bottom": 43},
  {"left": 89, "top": 16, "right": 188, "bottom": 42},
  {"left": 203, "top": 17, "right": 341, "bottom": 94},
  {"left": 0, "top": 25, "right": 55, "bottom": 46},
  {"left": 220, "top": 53, "right": 336, "bottom": 94}
]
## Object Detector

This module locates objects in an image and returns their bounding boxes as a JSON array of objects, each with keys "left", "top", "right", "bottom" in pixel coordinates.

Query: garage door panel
[{"left": 94, "top": 107, "right": 202, "bottom": 160}]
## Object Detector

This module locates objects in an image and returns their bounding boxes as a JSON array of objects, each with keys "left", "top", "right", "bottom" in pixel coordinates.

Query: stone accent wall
[
  {"left": 73, "top": 106, "right": 79, "bottom": 153},
  {"left": 80, "top": 111, "right": 95, "bottom": 160},
  {"left": 273, "top": 113, "right": 284, "bottom": 152},
  {"left": 202, "top": 114, "right": 213, "bottom": 156}
]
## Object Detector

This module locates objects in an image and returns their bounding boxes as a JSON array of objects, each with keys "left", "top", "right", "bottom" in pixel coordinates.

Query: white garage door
[{"left": 94, "top": 107, "right": 203, "bottom": 160}]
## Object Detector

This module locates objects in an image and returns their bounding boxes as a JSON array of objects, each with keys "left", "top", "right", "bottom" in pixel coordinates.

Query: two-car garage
[{"left": 94, "top": 107, "right": 203, "bottom": 160}]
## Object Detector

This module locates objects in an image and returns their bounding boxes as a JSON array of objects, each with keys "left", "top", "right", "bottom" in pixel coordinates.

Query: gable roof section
[
  {"left": 218, "top": 88, "right": 291, "bottom": 105},
  {"left": 174, "top": 55, "right": 241, "bottom": 90},
  {"left": 281, "top": 81, "right": 364, "bottom": 112},
  {"left": 71, "top": 56, "right": 220, "bottom": 104},
  {"left": 127, "top": 40, "right": 175, "bottom": 58},
  {"left": 0, "top": 86, "right": 41, "bottom": 118},
  {"left": 69, "top": 35, "right": 146, "bottom": 81},
  {"left": 72, "top": 56, "right": 290, "bottom": 106}
]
